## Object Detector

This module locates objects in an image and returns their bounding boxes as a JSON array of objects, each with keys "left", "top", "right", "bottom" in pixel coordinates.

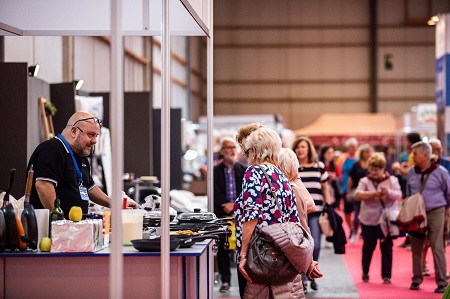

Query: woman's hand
[
  {"left": 238, "top": 256, "right": 253, "bottom": 282},
  {"left": 306, "top": 260, "right": 323, "bottom": 280}
]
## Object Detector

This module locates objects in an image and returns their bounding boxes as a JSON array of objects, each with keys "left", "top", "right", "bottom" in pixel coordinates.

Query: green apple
[{"left": 39, "top": 237, "right": 52, "bottom": 252}]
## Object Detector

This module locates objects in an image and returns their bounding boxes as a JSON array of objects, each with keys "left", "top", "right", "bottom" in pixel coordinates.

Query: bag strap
[
  {"left": 259, "top": 164, "right": 285, "bottom": 222},
  {"left": 419, "top": 173, "right": 430, "bottom": 194},
  {"left": 371, "top": 180, "right": 387, "bottom": 209}
]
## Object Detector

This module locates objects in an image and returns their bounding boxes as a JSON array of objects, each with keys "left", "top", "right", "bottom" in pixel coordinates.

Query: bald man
[{"left": 27, "top": 112, "right": 137, "bottom": 217}]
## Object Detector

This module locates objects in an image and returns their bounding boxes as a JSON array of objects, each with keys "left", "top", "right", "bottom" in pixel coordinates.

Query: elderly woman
[
  {"left": 278, "top": 147, "right": 316, "bottom": 230},
  {"left": 293, "top": 136, "right": 331, "bottom": 292},
  {"left": 234, "top": 127, "right": 321, "bottom": 299},
  {"left": 354, "top": 153, "right": 402, "bottom": 285}
]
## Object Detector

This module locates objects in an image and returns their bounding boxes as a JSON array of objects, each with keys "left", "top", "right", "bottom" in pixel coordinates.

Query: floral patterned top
[{"left": 234, "top": 163, "right": 300, "bottom": 262}]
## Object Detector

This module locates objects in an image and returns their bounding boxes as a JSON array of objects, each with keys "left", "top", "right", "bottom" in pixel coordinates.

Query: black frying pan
[
  {"left": 130, "top": 238, "right": 181, "bottom": 252},
  {"left": 20, "top": 166, "right": 38, "bottom": 250},
  {"left": 131, "top": 235, "right": 220, "bottom": 252},
  {"left": 2, "top": 169, "right": 17, "bottom": 251}
]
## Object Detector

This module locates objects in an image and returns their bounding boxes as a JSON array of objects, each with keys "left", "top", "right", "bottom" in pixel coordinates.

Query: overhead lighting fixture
[
  {"left": 28, "top": 64, "right": 40, "bottom": 77},
  {"left": 74, "top": 79, "right": 84, "bottom": 91}
]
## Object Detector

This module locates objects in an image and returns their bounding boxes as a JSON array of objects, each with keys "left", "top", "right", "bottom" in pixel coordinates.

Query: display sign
[{"left": 436, "top": 14, "right": 450, "bottom": 155}]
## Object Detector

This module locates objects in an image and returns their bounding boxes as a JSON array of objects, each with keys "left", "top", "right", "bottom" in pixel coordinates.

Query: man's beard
[{"left": 75, "top": 135, "right": 92, "bottom": 157}]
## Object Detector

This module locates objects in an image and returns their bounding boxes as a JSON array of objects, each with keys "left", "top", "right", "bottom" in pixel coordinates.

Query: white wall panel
[{"left": 4, "top": 36, "right": 33, "bottom": 63}]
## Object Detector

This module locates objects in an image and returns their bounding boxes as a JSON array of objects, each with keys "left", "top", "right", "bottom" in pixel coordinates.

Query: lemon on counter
[
  {"left": 39, "top": 237, "right": 52, "bottom": 252},
  {"left": 69, "top": 206, "right": 83, "bottom": 222}
]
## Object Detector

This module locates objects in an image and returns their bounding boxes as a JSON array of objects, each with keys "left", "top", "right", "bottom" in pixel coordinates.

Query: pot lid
[{"left": 177, "top": 209, "right": 216, "bottom": 221}]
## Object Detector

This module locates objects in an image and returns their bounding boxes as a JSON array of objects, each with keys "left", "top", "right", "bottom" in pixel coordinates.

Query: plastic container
[{"left": 122, "top": 209, "right": 146, "bottom": 245}]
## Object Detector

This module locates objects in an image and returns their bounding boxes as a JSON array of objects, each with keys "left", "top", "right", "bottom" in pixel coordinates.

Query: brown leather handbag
[{"left": 244, "top": 165, "right": 313, "bottom": 285}]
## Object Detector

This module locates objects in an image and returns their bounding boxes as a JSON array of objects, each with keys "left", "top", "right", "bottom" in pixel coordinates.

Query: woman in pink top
[{"left": 354, "top": 153, "right": 402, "bottom": 285}]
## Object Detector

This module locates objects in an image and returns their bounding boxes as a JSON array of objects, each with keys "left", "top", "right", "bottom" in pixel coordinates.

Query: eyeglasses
[
  {"left": 71, "top": 117, "right": 103, "bottom": 127},
  {"left": 74, "top": 125, "right": 99, "bottom": 139},
  {"left": 222, "top": 146, "right": 237, "bottom": 150}
]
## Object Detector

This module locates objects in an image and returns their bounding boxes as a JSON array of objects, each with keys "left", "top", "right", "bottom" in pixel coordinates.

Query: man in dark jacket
[{"left": 213, "top": 137, "right": 246, "bottom": 293}]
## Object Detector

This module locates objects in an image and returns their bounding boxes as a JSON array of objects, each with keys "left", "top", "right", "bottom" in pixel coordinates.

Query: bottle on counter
[
  {"left": 50, "top": 198, "right": 64, "bottom": 222},
  {"left": 49, "top": 198, "right": 64, "bottom": 238}
]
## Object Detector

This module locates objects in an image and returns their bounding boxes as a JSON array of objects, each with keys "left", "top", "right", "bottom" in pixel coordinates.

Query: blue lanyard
[{"left": 57, "top": 134, "right": 83, "bottom": 185}]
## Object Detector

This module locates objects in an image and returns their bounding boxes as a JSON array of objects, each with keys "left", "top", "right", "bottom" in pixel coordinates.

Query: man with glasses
[
  {"left": 27, "top": 112, "right": 137, "bottom": 218},
  {"left": 213, "top": 137, "right": 246, "bottom": 293}
]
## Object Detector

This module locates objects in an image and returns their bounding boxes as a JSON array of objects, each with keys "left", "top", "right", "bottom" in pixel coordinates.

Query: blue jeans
[{"left": 308, "top": 213, "right": 321, "bottom": 261}]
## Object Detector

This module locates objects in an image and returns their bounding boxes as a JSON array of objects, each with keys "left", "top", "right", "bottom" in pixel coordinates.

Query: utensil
[
  {"left": 2, "top": 169, "right": 17, "bottom": 250},
  {"left": 20, "top": 165, "right": 39, "bottom": 250}
]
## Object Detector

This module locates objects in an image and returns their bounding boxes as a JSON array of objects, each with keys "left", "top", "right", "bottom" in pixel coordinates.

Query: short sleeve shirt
[
  {"left": 28, "top": 137, "right": 95, "bottom": 216},
  {"left": 233, "top": 164, "right": 299, "bottom": 261}
]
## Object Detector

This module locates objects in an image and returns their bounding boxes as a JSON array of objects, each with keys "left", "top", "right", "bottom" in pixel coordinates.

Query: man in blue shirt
[{"left": 407, "top": 141, "right": 450, "bottom": 293}]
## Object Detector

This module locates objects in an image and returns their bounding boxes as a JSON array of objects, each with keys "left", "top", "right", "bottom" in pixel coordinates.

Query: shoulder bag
[
  {"left": 396, "top": 174, "right": 429, "bottom": 239},
  {"left": 378, "top": 198, "right": 399, "bottom": 240},
  {"left": 319, "top": 207, "right": 334, "bottom": 237},
  {"left": 244, "top": 165, "right": 314, "bottom": 285}
]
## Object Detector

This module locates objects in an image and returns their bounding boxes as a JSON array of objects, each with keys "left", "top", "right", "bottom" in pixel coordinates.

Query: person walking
[
  {"left": 354, "top": 153, "right": 402, "bottom": 284},
  {"left": 347, "top": 144, "right": 373, "bottom": 243},
  {"left": 234, "top": 127, "right": 321, "bottom": 299},
  {"left": 213, "top": 137, "right": 246, "bottom": 293},
  {"left": 335, "top": 137, "right": 359, "bottom": 241},
  {"left": 293, "top": 136, "right": 331, "bottom": 292},
  {"left": 407, "top": 141, "right": 450, "bottom": 294}
]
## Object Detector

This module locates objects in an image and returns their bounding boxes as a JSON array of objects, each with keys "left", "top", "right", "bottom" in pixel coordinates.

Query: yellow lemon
[
  {"left": 69, "top": 206, "right": 83, "bottom": 222},
  {"left": 39, "top": 237, "right": 52, "bottom": 252}
]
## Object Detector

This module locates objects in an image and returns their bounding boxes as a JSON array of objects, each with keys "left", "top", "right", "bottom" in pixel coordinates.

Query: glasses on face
[
  {"left": 222, "top": 146, "right": 237, "bottom": 150},
  {"left": 71, "top": 117, "right": 103, "bottom": 127},
  {"left": 74, "top": 125, "right": 99, "bottom": 139}
]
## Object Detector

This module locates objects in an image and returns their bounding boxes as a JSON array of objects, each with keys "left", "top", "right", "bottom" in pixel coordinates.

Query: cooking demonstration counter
[{"left": 0, "top": 241, "right": 213, "bottom": 299}]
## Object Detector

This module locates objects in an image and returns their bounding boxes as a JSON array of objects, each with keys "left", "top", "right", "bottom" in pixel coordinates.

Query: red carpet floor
[{"left": 339, "top": 236, "right": 449, "bottom": 299}]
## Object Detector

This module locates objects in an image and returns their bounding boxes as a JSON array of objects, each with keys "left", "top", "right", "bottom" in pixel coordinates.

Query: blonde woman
[
  {"left": 278, "top": 147, "right": 316, "bottom": 231},
  {"left": 234, "top": 127, "right": 321, "bottom": 298}
]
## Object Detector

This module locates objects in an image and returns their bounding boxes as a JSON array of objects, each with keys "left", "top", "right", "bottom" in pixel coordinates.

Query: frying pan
[
  {"left": 131, "top": 235, "right": 220, "bottom": 252},
  {"left": 20, "top": 166, "right": 38, "bottom": 250},
  {"left": 1, "top": 169, "right": 17, "bottom": 250}
]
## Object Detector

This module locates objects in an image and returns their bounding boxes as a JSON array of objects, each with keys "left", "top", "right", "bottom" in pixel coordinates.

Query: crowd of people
[
  {"left": 25, "top": 112, "right": 449, "bottom": 298},
  {"left": 212, "top": 125, "right": 450, "bottom": 298}
]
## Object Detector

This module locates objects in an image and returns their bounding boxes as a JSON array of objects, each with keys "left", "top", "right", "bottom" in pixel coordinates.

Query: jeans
[{"left": 308, "top": 213, "right": 322, "bottom": 261}]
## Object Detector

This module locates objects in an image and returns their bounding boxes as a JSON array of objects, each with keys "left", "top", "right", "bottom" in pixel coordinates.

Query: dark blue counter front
[{"left": 0, "top": 241, "right": 212, "bottom": 299}]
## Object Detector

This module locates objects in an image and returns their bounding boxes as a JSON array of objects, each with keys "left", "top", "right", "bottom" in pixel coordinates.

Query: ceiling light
[
  {"left": 28, "top": 64, "right": 40, "bottom": 77},
  {"left": 74, "top": 79, "right": 84, "bottom": 90}
]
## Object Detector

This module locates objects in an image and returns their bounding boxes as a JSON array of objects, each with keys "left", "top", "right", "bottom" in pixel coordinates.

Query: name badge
[{"left": 79, "top": 185, "right": 89, "bottom": 201}]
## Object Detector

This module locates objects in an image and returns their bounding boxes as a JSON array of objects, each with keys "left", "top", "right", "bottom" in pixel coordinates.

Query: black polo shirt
[{"left": 27, "top": 136, "right": 94, "bottom": 217}]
